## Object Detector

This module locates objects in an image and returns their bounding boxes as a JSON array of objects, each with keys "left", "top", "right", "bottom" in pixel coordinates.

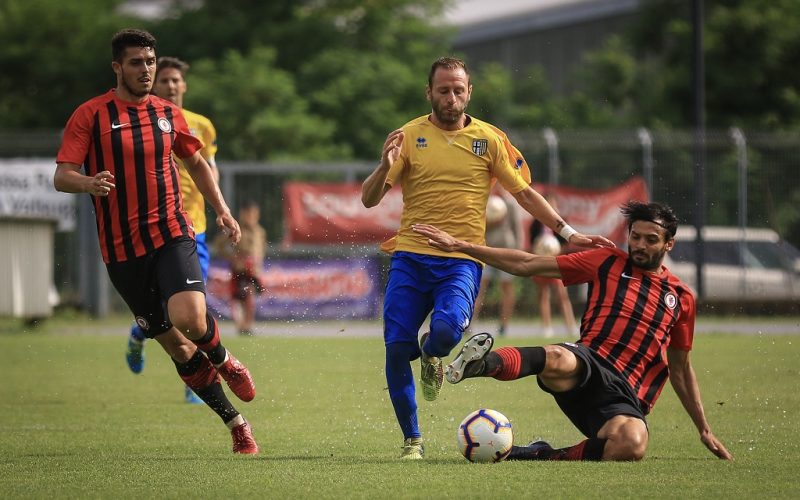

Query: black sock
[
  {"left": 490, "top": 346, "right": 546, "bottom": 380},
  {"left": 192, "top": 313, "right": 227, "bottom": 365},
  {"left": 194, "top": 382, "right": 240, "bottom": 424},
  {"left": 173, "top": 353, "right": 239, "bottom": 424}
]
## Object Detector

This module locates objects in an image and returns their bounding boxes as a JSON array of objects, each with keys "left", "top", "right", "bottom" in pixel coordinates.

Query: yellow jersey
[
  {"left": 177, "top": 108, "right": 217, "bottom": 234},
  {"left": 384, "top": 114, "right": 532, "bottom": 262}
]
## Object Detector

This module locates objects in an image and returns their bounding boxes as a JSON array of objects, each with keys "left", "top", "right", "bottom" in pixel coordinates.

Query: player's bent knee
[{"left": 542, "top": 345, "right": 579, "bottom": 375}]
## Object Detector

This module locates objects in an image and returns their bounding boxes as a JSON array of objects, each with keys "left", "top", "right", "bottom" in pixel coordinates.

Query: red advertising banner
[
  {"left": 283, "top": 177, "right": 648, "bottom": 247},
  {"left": 525, "top": 177, "right": 649, "bottom": 247},
  {"left": 283, "top": 182, "right": 403, "bottom": 246}
]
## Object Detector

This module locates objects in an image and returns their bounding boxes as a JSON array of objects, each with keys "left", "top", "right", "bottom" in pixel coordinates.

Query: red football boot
[
  {"left": 218, "top": 351, "right": 256, "bottom": 402},
  {"left": 231, "top": 421, "right": 259, "bottom": 455}
]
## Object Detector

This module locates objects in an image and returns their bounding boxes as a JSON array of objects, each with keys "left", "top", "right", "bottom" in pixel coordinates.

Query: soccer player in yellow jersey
[
  {"left": 125, "top": 56, "right": 220, "bottom": 404},
  {"left": 361, "top": 57, "right": 614, "bottom": 459}
]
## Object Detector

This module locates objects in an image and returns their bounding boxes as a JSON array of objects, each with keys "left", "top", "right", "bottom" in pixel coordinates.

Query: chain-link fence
[{"left": 2, "top": 127, "right": 798, "bottom": 316}]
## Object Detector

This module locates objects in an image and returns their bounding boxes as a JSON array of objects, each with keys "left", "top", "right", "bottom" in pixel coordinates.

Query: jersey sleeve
[
  {"left": 556, "top": 248, "right": 607, "bottom": 286},
  {"left": 668, "top": 288, "right": 695, "bottom": 351},
  {"left": 172, "top": 108, "right": 204, "bottom": 159},
  {"left": 486, "top": 124, "right": 532, "bottom": 192},
  {"left": 56, "top": 103, "right": 94, "bottom": 166}
]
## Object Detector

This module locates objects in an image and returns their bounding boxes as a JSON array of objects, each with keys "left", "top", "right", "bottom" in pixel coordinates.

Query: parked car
[{"left": 665, "top": 226, "right": 800, "bottom": 301}]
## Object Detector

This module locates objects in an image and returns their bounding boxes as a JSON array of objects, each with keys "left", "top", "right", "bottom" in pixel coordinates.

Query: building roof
[{"left": 445, "top": 0, "right": 640, "bottom": 45}]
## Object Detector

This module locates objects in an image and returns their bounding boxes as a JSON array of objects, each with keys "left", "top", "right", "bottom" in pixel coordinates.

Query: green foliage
[
  {"left": 187, "top": 47, "right": 346, "bottom": 160},
  {"left": 1, "top": 327, "right": 798, "bottom": 497},
  {"left": 0, "top": 0, "right": 133, "bottom": 127}
]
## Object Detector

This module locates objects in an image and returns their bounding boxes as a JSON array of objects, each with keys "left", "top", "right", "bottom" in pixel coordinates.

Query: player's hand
[
  {"left": 412, "top": 224, "right": 465, "bottom": 253},
  {"left": 569, "top": 232, "right": 616, "bottom": 248},
  {"left": 381, "top": 129, "right": 404, "bottom": 169},
  {"left": 87, "top": 171, "right": 115, "bottom": 197},
  {"left": 217, "top": 212, "right": 241, "bottom": 244},
  {"left": 700, "top": 429, "right": 733, "bottom": 460}
]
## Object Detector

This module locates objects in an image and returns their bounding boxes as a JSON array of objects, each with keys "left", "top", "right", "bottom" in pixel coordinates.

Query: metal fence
[{"left": 2, "top": 127, "right": 798, "bottom": 315}]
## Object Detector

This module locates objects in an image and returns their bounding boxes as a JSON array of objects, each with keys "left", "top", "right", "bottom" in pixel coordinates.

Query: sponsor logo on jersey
[
  {"left": 665, "top": 292, "right": 678, "bottom": 310},
  {"left": 157, "top": 117, "right": 172, "bottom": 133},
  {"left": 472, "top": 138, "right": 488, "bottom": 156},
  {"left": 416, "top": 137, "right": 428, "bottom": 149}
]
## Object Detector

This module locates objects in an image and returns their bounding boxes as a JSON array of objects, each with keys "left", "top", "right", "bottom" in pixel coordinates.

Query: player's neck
[
  {"left": 428, "top": 113, "right": 470, "bottom": 131},
  {"left": 114, "top": 86, "right": 150, "bottom": 104}
]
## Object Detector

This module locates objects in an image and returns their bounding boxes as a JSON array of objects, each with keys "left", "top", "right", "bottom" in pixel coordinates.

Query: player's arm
[
  {"left": 54, "top": 163, "right": 115, "bottom": 197},
  {"left": 667, "top": 347, "right": 733, "bottom": 460},
  {"left": 412, "top": 223, "right": 561, "bottom": 278},
  {"left": 510, "top": 186, "right": 614, "bottom": 248},
  {"left": 182, "top": 151, "right": 240, "bottom": 244},
  {"left": 362, "top": 128, "right": 403, "bottom": 208}
]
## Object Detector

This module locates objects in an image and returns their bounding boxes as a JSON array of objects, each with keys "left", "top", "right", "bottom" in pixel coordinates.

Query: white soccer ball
[
  {"left": 533, "top": 233, "right": 562, "bottom": 256},
  {"left": 457, "top": 408, "right": 514, "bottom": 463},
  {"left": 485, "top": 195, "right": 508, "bottom": 225}
]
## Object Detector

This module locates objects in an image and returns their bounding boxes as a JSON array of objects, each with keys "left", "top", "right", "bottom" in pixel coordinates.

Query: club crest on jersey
[
  {"left": 664, "top": 292, "right": 678, "bottom": 310},
  {"left": 472, "top": 139, "right": 488, "bottom": 156},
  {"left": 157, "top": 117, "right": 172, "bottom": 133},
  {"left": 416, "top": 137, "right": 428, "bottom": 149}
]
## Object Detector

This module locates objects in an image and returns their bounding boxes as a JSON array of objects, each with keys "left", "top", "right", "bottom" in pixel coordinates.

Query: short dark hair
[
  {"left": 428, "top": 57, "right": 470, "bottom": 88},
  {"left": 111, "top": 29, "right": 156, "bottom": 62},
  {"left": 155, "top": 56, "right": 189, "bottom": 80},
  {"left": 239, "top": 199, "right": 260, "bottom": 211},
  {"left": 620, "top": 200, "right": 678, "bottom": 239}
]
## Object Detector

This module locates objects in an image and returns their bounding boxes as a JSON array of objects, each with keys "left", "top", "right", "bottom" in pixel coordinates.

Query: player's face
[
  {"left": 113, "top": 46, "right": 156, "bottom": 99},
  {"left": 627, "top": 220, "right": 674, "bottom": 272},
  {"left": 153, "top": 67, "right": 186, "bottom": 106},
  {"left": 426, "top": 67, "right": 472, "bottom": 129}
]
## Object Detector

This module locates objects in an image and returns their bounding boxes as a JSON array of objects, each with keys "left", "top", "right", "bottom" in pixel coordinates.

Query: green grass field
[{"left": 1, "top": 321, "right": 798, "bottom": 498}]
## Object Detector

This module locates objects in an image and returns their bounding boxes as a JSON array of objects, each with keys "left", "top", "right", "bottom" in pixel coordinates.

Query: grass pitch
[{"left": 0, "top": 320, "right": 798, "bottom": 498}]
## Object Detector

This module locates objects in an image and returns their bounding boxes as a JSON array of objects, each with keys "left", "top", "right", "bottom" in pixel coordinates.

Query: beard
[
  {"left": 630, "top": 248, "right": 667, "bottom": 271},
  {"left": 121, "top": 74, "right": 152, "bottom": 98},
  {"left": 431, "top": 99, "right": 467, "bottom": 124}
]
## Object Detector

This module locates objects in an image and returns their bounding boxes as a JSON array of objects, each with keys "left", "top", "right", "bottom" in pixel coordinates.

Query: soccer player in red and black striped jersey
[
  {"left": 413, "top": 201, "right": 733, "bottom": 461},
  {"left": 54, "top": 28, "right": 259, "bottom": 454}
]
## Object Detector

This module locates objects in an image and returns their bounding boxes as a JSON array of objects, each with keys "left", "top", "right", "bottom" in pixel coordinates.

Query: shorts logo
[
  {"left": 135, "top": 316, "right": 150, "bottom": 330},
  {"left": 472, "top": 139, "right": 488, "bottom": 156},
  {"left": 515, "top": 157, "right": 524, "bottom": 169},
  {"left": 157, "top": 117, "right": 172, "bottom": 133},
  {"left": 664, "top": 292, "right": 678, "bottom": 310}
]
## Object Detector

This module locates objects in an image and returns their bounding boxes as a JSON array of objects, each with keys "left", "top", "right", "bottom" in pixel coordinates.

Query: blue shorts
[
  {"left": 383, "top": 251, "right": 482, "bottom": 346},
  {"left": 195, "top": 232, "right": 209, "bottom": 282}
]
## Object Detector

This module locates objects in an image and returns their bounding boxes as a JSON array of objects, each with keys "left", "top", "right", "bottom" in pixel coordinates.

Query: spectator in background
[
  {"left": 216, "top": 200, "right": 267, "bottom": 336},
  {"left": 529, "top": 194, "right": 577, "bottom": 337},
  {"left": 125, "top": 55, "right": 221, "bottom": 404},
  {"left": 472, "top": 189, "right": 521, "bottom": 336}
]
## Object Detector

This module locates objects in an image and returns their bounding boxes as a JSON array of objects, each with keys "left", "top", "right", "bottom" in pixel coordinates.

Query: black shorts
[
  {"left": 537, "top": 342, "right": 648, "bottom": 438},
  {"left": 105, "top": 236, "right": 205, "bottom": 338}
]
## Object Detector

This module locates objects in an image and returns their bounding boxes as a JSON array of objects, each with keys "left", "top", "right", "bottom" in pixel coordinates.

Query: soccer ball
[
  {"left": 457, "top": 409, "right": 514, "bottom": 463},
  {"left": 485, "top": 195, "right": 508, "bottom": 225},
  {"left": 533, "top": 233, "right": 562, "bottom": 256}
]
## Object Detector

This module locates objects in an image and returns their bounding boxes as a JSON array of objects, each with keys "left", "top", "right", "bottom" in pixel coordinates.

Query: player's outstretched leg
[
  {"left": 445, "top": 332, "right": 493, "bottom": 384},
  {"left": 418, "top": 332, "right": 443, "bottom": 401},
  {"left": 126, "top": 323, "right": 147, "bottom": 374},
  {"left": 507, "top": 439, "right": 605, "bottom": 461}
]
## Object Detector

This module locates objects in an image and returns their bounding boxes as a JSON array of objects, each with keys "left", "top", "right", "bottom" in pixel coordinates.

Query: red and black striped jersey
[
  {"left": 556, "top": 247, "right": 695, "bottom": 412},
  {"left": 57, "top": 90, "right": 203, "bottom": 263}
]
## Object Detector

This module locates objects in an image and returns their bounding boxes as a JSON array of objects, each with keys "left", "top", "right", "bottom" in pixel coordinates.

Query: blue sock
[
  {"left": 130, "top": 323, "right": 147, "bottom": 342},
  {"left": 425, "top": 318, "right": 461, "bottom": 358},
  {"left": 386, "top": 342, "right": 420, "bottom": 439}
]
